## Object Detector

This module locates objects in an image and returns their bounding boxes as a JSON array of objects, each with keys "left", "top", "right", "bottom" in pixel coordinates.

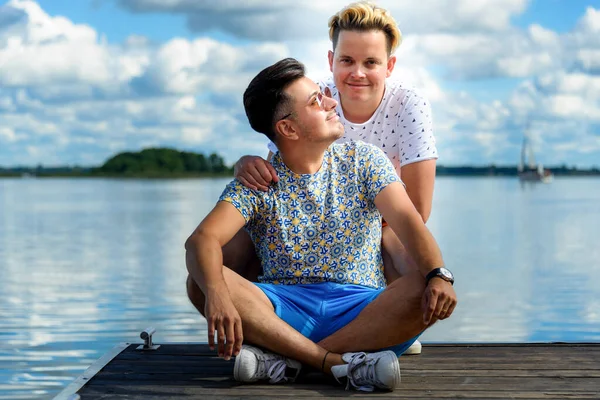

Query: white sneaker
[
  {"left": 403, "top": 340, "right": 422, "bottom": 355},
  {"left": 233, "top": 344, "right": 301, "bottom": 384},
  {"left": 331, "top": 350, "right": 400, "bottom": 391}
]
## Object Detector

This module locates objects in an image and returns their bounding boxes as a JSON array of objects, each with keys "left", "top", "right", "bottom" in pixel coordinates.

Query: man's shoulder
[
  {"left": 331, "top": 141, "right": 385, "bottom": 159},
  {"left": 314, "top": 75, "right": 335, "bottom": 91},
  {"left": 221, "top": 178, "right": 262, "bottom": 198},
  {"left": 385, "top": 79, "right": 429, "bottom": 103}
]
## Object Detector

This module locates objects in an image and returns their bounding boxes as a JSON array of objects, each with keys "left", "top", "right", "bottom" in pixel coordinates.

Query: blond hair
[{"left": 328, "top": 1, "right": 402, "bottom": 55}]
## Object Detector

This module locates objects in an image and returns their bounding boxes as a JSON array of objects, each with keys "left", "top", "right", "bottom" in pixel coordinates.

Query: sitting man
[
  {"left": 185, "top": 58, "right": 457, "bottom": 392},
  {"left": 234, "top": 1, "right": 437, "bottom": 355}
]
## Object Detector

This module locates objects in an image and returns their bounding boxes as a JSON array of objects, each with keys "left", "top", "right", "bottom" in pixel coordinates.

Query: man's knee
[{"left": 388, "top": 271, "right": 426, "bottom": 319}]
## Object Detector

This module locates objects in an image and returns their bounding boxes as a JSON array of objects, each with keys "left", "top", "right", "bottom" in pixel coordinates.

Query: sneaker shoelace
[
  {"left": 256, "top": 353, "right": 288, "bottom": 384},
  {"left": 345, "top": 352, "right": 380, "bottom": 392}
]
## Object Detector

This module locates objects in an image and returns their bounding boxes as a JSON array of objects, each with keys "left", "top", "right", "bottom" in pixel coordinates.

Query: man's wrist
[
  {"left": 425, "top": 267, "right": 454, "bottom": 286},
  {"left": 205, "top": 280, "right": 228, "bottom": 295}
]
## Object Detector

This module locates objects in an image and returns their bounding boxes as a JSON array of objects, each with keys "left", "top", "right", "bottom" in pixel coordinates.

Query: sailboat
[{"left": 518, "top": 136, "right": 553, "bottom": 183}]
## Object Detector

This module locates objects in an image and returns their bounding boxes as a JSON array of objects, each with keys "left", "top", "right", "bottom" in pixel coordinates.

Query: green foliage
[{"left": 97, "top": 147, "right": 231, "bottom": 176}]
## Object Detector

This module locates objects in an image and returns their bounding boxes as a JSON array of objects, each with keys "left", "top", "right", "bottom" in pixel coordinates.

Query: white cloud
[
  {"left": 518, "top": 72, "right": 600, "bottom": 122},
  {"left": 132, "top": 37, "right": 287, "bottom": 95},
  {"left": 0, "top": 1, "right": 288, "bottom": 101},
  {"left": 115, "top": 0, "right": 528, "bottom": 40},
  {"left": 412, "top": 26, "right": 565, "bottom": 80},
  {"left": 0, "top": 1, "right": 115, "bottom": 87},
  {"left": 528, "top": 24, "right": 559, "bottom": 47},
  {"left": 575, "top": 49, "right": 600, "bottom": 72},
  {"left": 0, "top": 127, "right": 18, "bottom": 142},
  {"left": 554, "top": 73, "right": 600, "bottom": 98},
  {"left": 576, "top": 6, "right": 600, "bottom": 33},
  {"left": 545, "top": 94, "right": 600, "bottom": 120},
  {"left": 1, "top": 1, "right": 600, "bottom": 168},
  {"left": 0, "top": 1, "right": 286, "bottom": 166}
]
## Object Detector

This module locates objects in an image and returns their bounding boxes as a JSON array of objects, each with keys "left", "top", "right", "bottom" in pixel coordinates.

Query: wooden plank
[
  {"left": 82, "top": 375, "right": 600, "bottom": 391},
  {"left": 402, "top": 369, "right": 600, "bottom": 378},
  {"left": 53, "top": 342, "right": 130, "bottom": 400},
  {"left": 98, "top": 364, "right": 600, "bottom": 378},
  {"left": 78, "top": 384, "right": 600, "bottom": 399},
  {"left": 73, "top": 343, "right": 600, "bottom": 399}
]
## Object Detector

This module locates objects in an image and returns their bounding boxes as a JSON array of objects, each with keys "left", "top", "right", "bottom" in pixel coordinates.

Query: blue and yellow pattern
[{"left": 219, "top": 141, "right": 401, "bottom": 289}]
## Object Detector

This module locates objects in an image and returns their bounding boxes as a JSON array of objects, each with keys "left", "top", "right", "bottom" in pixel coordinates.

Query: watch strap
[{"left": 425, "top": 267, "right": 454, "bottom": 286}]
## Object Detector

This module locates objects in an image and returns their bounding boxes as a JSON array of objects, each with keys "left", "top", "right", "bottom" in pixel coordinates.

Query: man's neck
[
  {"left": 340, "top": 88, "right": 386, "bottom": 124},
  {"left": 278, "top": 142, "right": 331, "bottom": 175}
]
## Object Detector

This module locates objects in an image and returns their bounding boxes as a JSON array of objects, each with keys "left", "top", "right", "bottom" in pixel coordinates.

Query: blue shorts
[{"left": 254, "top": 281, "right": 420, "bottom": 356}]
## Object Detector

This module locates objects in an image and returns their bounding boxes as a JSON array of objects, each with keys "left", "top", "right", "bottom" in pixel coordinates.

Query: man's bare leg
[
  {"left": 381, "top": 225, "right": 424, "bottom": 355},
  {"left": 317, "top": 270, "right": 427, "bottom": 353},
  {"left": 221, "top": 228, "right": 261, "bottom": 281},
  {"left": 186, "top": 267, "right": 345, "bottom": 373},
  {"left": 187, "top": 228, "right": 262, "bottom": 325}
]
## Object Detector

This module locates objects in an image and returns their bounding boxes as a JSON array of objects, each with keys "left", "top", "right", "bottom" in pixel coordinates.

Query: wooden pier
[{"left": 55, "top": 343, "right": 600, "bottom": 399}]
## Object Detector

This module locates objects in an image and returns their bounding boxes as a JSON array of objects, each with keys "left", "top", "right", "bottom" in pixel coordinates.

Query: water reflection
[
  {"left": 423, "top": 177, "right": 600, "bottom": 343},
  {"left": 1, "top": 177, "right": 599, "bottom": 398}
]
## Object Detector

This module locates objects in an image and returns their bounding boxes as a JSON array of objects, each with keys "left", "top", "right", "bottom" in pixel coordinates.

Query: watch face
[{"left": 440, "top": 268, "right": 453, "bottom": 280}]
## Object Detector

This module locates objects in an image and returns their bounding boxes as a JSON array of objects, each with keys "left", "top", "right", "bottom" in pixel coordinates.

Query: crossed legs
[{"left": 186, "top": 262, "right": 427, "bottom": 373}]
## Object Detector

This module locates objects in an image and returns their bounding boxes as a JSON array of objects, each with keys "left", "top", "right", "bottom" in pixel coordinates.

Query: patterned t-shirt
[
  {"left": 268, "top": 77, "right": 438, "bottom": 177},
  {"left": 219, "top": 141, "right": 401, "bottom": 289}
]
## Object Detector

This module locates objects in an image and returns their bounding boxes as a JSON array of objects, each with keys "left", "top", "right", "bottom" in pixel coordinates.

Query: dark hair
[{"left": 243, "top": 58, "right": 306, "bottom": 141}]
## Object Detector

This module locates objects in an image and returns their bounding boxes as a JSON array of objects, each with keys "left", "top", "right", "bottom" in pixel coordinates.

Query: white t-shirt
[{"left": 268, "top": 77, "right": 438, "bottom": 176}]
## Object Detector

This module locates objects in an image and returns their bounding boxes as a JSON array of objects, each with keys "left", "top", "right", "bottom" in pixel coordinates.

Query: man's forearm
[
  {"left": 185, "top": 233, "right": 228, "bottom": 295},
  {"left": 395, "top": 214, "right": 445, "bottom": 278}
]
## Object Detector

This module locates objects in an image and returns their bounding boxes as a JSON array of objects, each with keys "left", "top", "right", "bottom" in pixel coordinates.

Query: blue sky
[{"left": 1, "top": 0, "right": 600, "bottom": 167}]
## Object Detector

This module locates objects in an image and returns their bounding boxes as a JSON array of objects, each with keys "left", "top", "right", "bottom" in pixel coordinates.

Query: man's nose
[
  {"left": 324, "top": 94, "right": 337, "bottom": 110},
  {"left": 350, "top": 65, "right": 366, "bottom": 78}
]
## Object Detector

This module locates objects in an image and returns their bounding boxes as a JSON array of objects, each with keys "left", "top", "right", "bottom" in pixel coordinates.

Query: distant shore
[
  {"left": 1, "top": 147, "right": 599, "bottom": 178},
  {"left": 2, "top": 165, "right": 599, "bottom": 178},
  {"left": 435, "top": 165, "right": 600, "bottom": 177},
  {"left": 0, "top": 148, "right": 233, "bottom": 178},
  {"left": 0, "top": 171, "right": 233, "bottom": 178}
]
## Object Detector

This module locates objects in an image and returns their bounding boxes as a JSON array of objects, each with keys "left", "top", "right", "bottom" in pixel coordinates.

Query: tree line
[
  {"left": 2, "top": 148, "right": 599, "bottom": 177},
  {"left": 95, "top": 148, "right": 230, "bottom": 175},
  {"left": 0, "top": 148, "right": 233, "bottom": 177}
]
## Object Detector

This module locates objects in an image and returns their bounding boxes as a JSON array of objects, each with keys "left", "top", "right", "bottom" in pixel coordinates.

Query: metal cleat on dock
[{"left": 136, "top": 327, "right": 161, "bottom": 350}]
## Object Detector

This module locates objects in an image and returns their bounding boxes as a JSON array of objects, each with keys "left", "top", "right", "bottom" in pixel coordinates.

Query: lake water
[{"left": 1, "top": 177, "right": 599, "bottom": 399}]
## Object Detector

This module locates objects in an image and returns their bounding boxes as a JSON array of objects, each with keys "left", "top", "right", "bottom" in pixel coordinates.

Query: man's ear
[
  {"left": 274, "top": 119, "right": 299, "bottom": 141},
  {"left": 328, "top": 50, "right": 334, "bottom": 72},
  {"left": 386, "top": 55, "right": 397, "bottom": 78}
]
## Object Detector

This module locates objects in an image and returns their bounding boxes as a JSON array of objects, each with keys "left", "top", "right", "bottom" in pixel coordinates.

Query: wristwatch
[{"left": 425, "top": 267, "right": 454, "bottom": 286}]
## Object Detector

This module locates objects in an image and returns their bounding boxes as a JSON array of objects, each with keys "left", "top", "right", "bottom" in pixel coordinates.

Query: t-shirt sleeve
[
  {"left": 358, "top": 143, "right": 403, "bottom": 202},
  {"left": 218, "top": 179, "right": 261, "bottom": 223},
  {"left": 315, "top": 78, "right": 328, "bottom": 92},
  {"left": 267, "top": 140, "right": 278, "bottom": 154},
  {"left": 397, "top": 90, "right": 438, "bottom": 167}
]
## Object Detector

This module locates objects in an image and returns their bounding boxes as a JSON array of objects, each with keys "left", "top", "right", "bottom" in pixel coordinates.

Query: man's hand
[
  {"left": 234, "top": 155, "right": 279, "bottom": 191},
  {"left": 421, "top": 279, "right": 457, "bottom": 326},
  {"left": 205, "top": 289, "right": 243, "bottom": 360}
]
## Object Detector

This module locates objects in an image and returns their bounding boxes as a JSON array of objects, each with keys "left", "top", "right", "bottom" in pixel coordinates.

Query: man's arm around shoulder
[{"left": 374, "top": 182, "right": 457, "bottom": 326}]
